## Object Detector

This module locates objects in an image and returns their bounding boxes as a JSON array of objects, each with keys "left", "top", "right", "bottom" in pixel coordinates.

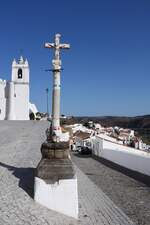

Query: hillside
[
  {"left": 74, "top": 115, "right": 150, "bottom": 129},
  {"left": 63, "top": 115, "right": 150, "bottom": 144}
]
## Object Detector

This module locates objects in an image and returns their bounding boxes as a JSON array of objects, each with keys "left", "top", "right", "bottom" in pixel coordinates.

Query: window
[{"left": 18, "top": 68, "right": 22, "bottom": 79}]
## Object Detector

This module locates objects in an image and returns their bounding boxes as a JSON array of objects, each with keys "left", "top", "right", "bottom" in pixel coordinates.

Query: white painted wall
[
  {"left": 6, "top": 82, "right": 16, "bottom": 120},
  {"left": 92, "top": 136, "right": 150, "bottom": 176},
  {"left": 14, "top": 84, "right": 29, "bottom": 120},
  {"left": 0, "top": 80, "right": 7, "bottom": 120}
]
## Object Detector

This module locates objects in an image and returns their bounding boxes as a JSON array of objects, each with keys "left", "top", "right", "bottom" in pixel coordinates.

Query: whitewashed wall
[
  {"left": 0, "top": 81, "right": 7, "bottom": 120},
  {"left": 14, "top": 84, "right": 29, "bottom": 120},
  {"left": 92, "top": 136, "right": 150, "bottom": 176}
]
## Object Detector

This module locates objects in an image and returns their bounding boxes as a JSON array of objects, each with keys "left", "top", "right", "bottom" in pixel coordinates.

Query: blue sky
[{"left": 0, "top": 0, "right": 150, "bottom": 116}]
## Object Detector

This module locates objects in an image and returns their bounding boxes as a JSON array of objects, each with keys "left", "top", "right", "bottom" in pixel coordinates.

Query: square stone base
[
  {"left": 34, "top": 158, "right": 78, "bottom": 219},
  {"left": 34, "top": 176, "right": 78, "bottom": 219}
]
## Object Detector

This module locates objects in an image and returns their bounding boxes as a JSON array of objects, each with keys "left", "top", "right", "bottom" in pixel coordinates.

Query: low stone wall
[{"left": 92, "top": 136, "right": 150, "bottom": 176}]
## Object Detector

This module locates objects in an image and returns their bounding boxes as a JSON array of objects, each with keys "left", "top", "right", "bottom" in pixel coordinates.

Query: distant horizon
[
  {"left": 73, "top": 114, "right": 150, "bottom": 117},
  {"left": 49, "top": 113, "right": 150, "bottom": 118}
]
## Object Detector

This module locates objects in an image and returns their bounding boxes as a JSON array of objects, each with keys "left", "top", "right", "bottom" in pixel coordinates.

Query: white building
[
  {"left": 0, "top": 56, "right": 30, "bottom": 120},
  {"left": 29, "top": 102, "right": 38, "bottom": 115}
]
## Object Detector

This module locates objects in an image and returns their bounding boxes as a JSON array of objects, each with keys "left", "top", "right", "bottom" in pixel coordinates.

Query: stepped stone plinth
[{"left": 34, "top": 141, "right": 78, "bottom": 218}]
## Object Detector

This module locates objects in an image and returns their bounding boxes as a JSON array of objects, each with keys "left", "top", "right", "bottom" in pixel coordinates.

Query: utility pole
[{"left": 45, "top": 88, "right": 49, "bottom": 116}]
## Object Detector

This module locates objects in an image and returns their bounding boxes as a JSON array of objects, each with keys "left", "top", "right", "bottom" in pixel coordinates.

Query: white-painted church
[{"left": 0, "top": 56, "right": 37, "bottom": 120}]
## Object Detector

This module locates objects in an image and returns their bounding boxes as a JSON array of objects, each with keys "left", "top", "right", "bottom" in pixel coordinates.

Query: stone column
[{"left": 51, "top": 59, "right": 61, "bottom": 132}]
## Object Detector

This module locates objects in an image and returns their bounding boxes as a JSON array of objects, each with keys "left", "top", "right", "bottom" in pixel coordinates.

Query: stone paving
[
  {"left": 72, "top": 153, "right": 150, "bottom": 225},
  {"left": 0, "top": 121, "right": 135, "bottom": 225}
]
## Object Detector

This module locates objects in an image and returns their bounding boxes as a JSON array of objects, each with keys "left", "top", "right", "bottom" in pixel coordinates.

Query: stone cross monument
[
  {"left": 45, "top": 34, "right": 70, "bottom": 139},
  {"left": 34, "top": 34, "right": 78, "bottom": 219}
]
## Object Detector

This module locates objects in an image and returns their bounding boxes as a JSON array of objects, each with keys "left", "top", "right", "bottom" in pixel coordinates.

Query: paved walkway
[
  {"left": 0, "top": 121, "right": 135, "bottom": 225},
  {"left": 72, "top": 152, "right": 150, "bottom": 225}
]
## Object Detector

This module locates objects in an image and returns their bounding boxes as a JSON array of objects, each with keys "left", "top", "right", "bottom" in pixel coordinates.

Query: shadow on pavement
[
  {"left": 92, "top": 155, "right": 150, "bottom": 187},
  {"left": 0, "top": 162, "right": 34, "bottom": 198}
]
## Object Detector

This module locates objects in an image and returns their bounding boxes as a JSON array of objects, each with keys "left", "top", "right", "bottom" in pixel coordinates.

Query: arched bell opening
[{"left": 18, "top": 68, "right": 23, "bottom": 79}]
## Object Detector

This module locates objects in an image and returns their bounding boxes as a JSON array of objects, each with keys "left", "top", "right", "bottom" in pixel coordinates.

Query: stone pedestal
[{"left": 34, "top": 141, "right": 78, "bottom": 219}]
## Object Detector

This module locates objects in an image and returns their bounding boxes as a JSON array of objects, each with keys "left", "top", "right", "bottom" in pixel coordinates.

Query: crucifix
[
  {"left": 35, "top": 35, "right": 78, "bottom": 219},
  {"left": 45, "top": 34, "right": 70, "bottom": 140}
]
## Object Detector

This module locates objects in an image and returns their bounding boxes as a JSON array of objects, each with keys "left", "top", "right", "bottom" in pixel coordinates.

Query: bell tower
[
  {"left": 10, "top": 56, "right": 30, "bottom": 120},
  {"left": 12, "top": 56, "right": 29, "bottom": 83}
]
